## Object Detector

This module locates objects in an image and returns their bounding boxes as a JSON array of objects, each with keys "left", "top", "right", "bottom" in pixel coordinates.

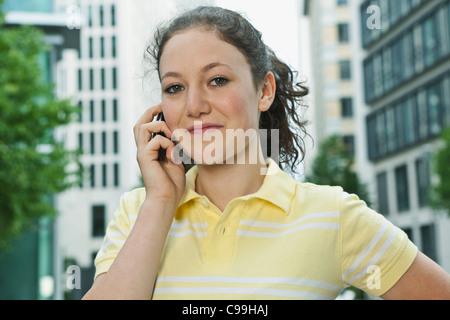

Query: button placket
[{"left": 199, "top": 198, "right": 209, "bottom": 208}]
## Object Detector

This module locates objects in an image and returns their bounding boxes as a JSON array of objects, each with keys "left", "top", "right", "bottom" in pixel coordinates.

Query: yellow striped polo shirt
[{"left": 94, "top": 159, "right": 418, "bottom": 299}]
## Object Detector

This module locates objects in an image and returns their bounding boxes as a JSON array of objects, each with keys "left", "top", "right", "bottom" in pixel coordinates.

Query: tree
[
  {"left": 306, "top": 135, "right": 371, "bottom": 206},
  {"left": 430, "top": 127, "right": 450, "bottom": 216},
  {"left": 0, "top": 4, "right": 81, "bottom": 250}
]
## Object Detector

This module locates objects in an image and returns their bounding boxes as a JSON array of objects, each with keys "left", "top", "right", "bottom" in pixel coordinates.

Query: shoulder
[
  {"left": 114, "top": 188, "right": 147, "bottom": 221},
  {"left": 290, "top": 180, "right": 377, "bottom": 225},
  {"left": 120, "top": 187, "right": 146, "bottom": 207},
  {"left": 290, "top": 181, "right": 345, "bottom": 212}
]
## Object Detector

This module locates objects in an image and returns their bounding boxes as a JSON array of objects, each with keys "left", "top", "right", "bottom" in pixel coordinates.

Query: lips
[{"left": 187, "top": 122, "right": 223, "bottom": 134}]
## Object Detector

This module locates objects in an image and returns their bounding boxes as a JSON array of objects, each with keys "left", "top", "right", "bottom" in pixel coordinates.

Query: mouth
[{"left": 187, "top": 122, "right": 223, "bottom": 134}]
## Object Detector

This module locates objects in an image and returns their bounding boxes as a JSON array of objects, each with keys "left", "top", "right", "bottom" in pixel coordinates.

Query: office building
[
  {"left": 303, "top": 0, "right": 364, "bottom": 177},
  {"left": 358, "top": 0, "right": 450, "bottom": 271}
]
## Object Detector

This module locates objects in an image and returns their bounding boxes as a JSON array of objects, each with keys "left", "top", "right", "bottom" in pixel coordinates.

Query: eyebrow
[{"left": 161, "top": 62, "right": 232, "bottom": 81}]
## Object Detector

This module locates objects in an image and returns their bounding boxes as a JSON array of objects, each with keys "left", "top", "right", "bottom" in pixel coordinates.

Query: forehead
[{"left": 159, "top": 28, "right": 250, "bottom": 75}]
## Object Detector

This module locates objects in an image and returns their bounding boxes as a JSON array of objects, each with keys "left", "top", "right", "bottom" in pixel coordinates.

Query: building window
[
  {"left": 78, "top": 101, "right": 83, "bottom": 123},
  {"left": 101, "top": 100, "right": 106, "bottom": 122},
  {"left": 99, "top": 5, "right": 104, "bottom": 27},
  {"left": 111, "top": 5, "right": 116, "bottom": 26},
  {"left": 403, "top": 227, "right": 413, "bottom": 243},
  {"left": 78, "top": 69, "right": 83, "bottom": 91},
  {"left": 102, "top": 164, "right": 107, "bottom": 187},
  {"left": 394, "top": 102, "right": 405, "bottom": 149},
  {"left": 403, "top": 31, "right": 414, "bottom": 80},
  {"left": 376, "top": 111, "right": 387, "bottom": 157},
  {"left": 421, "top": 224, "right": 437, "bottom": 262},
  {"left": 438, "top": 5, "right": 450, "bottom": 59},
  {"left": 90, "top": 100, "right": 95, "bottom": 123},
  {"left": 89, "top": 68, "right": 94, "bottom": 91},
  {"left": 90, "top": 132, "right": 95, "bottom": 155},
  {"left": 385, "top": 106, "right": 396, "bottom": 153},
  {"left": 100, "top": 36, "right": 105, "bottom": 58},
  {"left": 88, "top": 5, "right": 92, "bottom": 27},
  {"left": 423, "top": 15, "right": 437, "bottom": 68},
  {"left": 339, "top": 60, "right": 351, "bottom": 80},
  {"left": 112, "top": 36, "right": 117, "bottom": 58},
  {"left": 90, "top": 164, "right": 96, "bottom": 188},
  {"left": 338, "top": 23, "right": 349, "bottom": 43},
  {"left": 89, "top": 37, "right": 93, "bottom": 59},
  {"left": 342, "top": 135, "right": 355, "bottom": 155},
  {"left": 416, "top": 157, "right": 431, "bottom": 207},
  {"left": 113, "top": 99, "right": 118, "bottom": 121},
  {"left": 102, "top": 131, "right": 107, "bottom": 155},
  {"left": 443, "top": 76, "right": 450, "bottom": 128},
  {"left": 403, "top": 96, "right": 417, "bottom": 146},
  {"left": 367, "top": 115, "right": 377, "bottom": 160},
  {"left": 341, "top": 97, "right": 353, "bottom": 118},
  {"left": 382, "top": 47, "right": 393, "bottom": 92},
  {"left": 113, "top": 131, "right": 119, "bottom": 154},
  {"left": 92, "top": 205, "right": 105, "bottom": 237},
  {"left": 78, "top": 132, "right": 84, "bottom": 152},
  {"left": 113, "top": 163, "right": 119, "bottom": 187},
  {"left": 112, "top": 67, "right": 118, "bottom": 89},
  {"left": 101, "top": 68, "right": 105, "bottom": 90},
  {"left": 417, "top": 91, "right": 428, "bottom": 140},
  {"left": 413, "top": 23, "right": 425, "bottom": 74},
  {"left": 376, "top": 172, "right": 389, "bottom": 215},
  {"left": 426, "top": 82, "right": 442, "bottom": 136},
  {"left": 395, "top": 164, "right": 410, "bottom": 212}
]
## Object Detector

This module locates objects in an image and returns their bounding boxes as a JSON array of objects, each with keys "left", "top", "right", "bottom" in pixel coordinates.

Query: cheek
[
  {"left": 219, "top": 91, "right": 257, "bottom": 127},
  {"left": 228, "top": 96, "right": 258, "bottom": 130},
  {"left": 162, "top": 102, "right": 180, "bottom": 131}
]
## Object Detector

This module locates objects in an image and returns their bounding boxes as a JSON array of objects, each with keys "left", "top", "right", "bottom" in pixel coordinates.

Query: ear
[{"left": 258, "top": 72, "right": 276, "bottom": 112}]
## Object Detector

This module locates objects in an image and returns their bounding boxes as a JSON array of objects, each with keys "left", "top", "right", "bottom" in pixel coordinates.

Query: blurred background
[{"left": 0, "top": 0, "right": 449, "bottom": 300}]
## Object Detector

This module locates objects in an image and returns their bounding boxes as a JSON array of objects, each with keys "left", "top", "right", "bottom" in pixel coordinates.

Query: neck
[{"left": 195, "top": 161, "right": 268, "bottom": 212}]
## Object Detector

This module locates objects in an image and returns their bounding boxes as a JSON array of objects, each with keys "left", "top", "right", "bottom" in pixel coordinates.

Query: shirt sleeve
[
  {"left": 339, "top": 190, "right": 418, "bottom": 297},
  {"left": 93, "top": 189, "right": 144, "bottom": 279}
]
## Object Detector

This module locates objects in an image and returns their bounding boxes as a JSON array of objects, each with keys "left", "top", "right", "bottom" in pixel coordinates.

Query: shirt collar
[{"left": 178, "top": 158, "right": 296, "bottom": 215}]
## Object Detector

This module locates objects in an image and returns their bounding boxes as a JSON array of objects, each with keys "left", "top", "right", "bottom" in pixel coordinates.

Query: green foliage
[
  {"left": 306, "top": 135, "right": 371, "bottom": 206},
  {"left": 430, "top": 127, "right": 450, "bottom": 215},
  {"left": 0, "top": 10, "right": 81, "bottom": 250}
]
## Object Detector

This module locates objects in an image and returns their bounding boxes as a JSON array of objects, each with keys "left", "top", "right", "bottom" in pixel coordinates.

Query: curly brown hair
[{"left": 145, "top": 6, "right": 310, "bottom": 173}]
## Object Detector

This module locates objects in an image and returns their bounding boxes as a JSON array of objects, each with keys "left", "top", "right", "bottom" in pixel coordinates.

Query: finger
[
  {"left": 134, "top": 104, "right": 163, "bottom": 144},
  {"left": 136, "top": 121, "right": 172, "bottom": 151},
  {"left": 139, "top": 135, "right": 174, "bottom": 162}
]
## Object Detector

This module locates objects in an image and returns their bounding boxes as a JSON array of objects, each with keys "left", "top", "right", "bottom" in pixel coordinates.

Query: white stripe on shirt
[
  {"left": 342, "top": 218, "right": 389, "bottom": 282},
  {"left": 237, "top": 222, "right": 339, "bottom": 238}
]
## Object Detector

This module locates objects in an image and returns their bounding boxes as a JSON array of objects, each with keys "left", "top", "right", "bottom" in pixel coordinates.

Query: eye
[
  {"left": 209, "top": 77, "right": 229, "bottom": 87},
  {"left": 165, "top": 84, "right": 184, "bottom": 95}
]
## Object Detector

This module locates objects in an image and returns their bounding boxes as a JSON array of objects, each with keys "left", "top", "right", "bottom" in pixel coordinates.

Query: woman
[{"left": 84, "top": 6, "right": 450, "bottom": 300}]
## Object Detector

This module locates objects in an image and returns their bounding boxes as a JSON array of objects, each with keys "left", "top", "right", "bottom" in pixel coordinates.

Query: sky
[{"left": 215, "top": 0, "right": 308, "bottom": 75}]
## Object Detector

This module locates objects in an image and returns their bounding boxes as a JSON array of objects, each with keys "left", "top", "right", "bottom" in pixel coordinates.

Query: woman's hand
[{"left": 134, "top": 104, "right": 186, "bottom": 207}]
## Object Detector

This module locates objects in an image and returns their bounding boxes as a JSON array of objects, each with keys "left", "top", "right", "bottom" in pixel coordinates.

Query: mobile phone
[{"left": 153, "top": 112, "right": 168, "bottom": 162}]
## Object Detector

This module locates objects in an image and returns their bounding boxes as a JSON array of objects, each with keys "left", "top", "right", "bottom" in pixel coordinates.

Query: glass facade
[
  {"left": 360, "top": 0, "right": 430, "bottom": 48},
  {"left": 363, "top": 0, "right": 450, "bottom": 103},
  {"left": 366, "top": 72, "right": 450, "bottom": 160}
]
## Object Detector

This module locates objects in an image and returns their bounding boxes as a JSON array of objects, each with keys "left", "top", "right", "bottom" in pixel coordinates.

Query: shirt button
[{"left": 199, "top": 199, "right": 209, "bottom": 208}]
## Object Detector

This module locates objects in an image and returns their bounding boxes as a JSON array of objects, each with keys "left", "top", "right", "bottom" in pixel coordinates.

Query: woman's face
[{"left": 158, "top": 28, "right": 274, "bottom": 165}]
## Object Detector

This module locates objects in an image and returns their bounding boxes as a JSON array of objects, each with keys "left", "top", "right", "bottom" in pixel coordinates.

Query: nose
[{"left": 185, "top": 86, "right": 211, "bottom": 117}]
